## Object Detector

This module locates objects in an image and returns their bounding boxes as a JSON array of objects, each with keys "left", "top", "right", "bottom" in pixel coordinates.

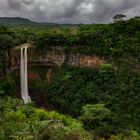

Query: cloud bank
[{"left": 0, "top": 0, "right": 140, "bottom": 23}]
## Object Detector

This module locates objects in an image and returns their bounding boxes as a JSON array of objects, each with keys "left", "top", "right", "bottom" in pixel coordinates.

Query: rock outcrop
[{"left": 11, "top": 44, "right": 106, "bottom": 68}]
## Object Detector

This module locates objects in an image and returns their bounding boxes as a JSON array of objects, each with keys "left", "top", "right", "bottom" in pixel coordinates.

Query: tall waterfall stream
[{"left": 20, "top": 46, "right": 31, "bottom": 103}]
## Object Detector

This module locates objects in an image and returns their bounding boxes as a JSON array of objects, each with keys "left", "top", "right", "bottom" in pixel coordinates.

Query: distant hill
[
  {"left": 0, "top": 17, "right": 37, "bottom": 26},
  {"left": 0, "top": 17, "right": 75, "bottom": 27}
]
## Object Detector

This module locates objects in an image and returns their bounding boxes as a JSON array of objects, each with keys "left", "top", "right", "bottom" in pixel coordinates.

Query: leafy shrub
[
  {"left": 0, "top": 97, "right": 92, "bottom": 140},
  {"left": 79, "top": 104, "right": 113, "bottom": 138}
]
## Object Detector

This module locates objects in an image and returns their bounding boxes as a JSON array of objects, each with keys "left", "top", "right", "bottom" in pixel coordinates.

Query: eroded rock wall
[{"left": 11, "top": 44, "right": 106, "bottom": 68}]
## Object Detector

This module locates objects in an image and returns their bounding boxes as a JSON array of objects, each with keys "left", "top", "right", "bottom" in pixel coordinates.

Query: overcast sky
[{"left": 0, "top": 0, "right": 140, "bottom": 23}]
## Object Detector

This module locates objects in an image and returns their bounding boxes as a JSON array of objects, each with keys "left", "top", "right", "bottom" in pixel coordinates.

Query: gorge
[{"left": 0, "top": 17, "right": 140, "bottom": 139}]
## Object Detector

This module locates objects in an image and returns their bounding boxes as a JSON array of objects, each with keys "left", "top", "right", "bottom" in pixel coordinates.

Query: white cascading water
[{"left": 20, "top": 46, "right": 31, "bottom": 103}]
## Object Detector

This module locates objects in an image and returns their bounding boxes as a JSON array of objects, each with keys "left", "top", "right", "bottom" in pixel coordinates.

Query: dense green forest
[{"left": 0, "top": 16, "right": 140, "bottom": 140}]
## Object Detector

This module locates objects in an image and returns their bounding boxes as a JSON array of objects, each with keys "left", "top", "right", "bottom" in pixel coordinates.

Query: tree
[
  {"left": 79, "top": 104, "right": 113, "bottom": 138},
  {"left": 0, "top": 34, "right": 14, "bottom": 75},
  {"left": 133, "top": 16, "right": 140, "bottom": 20},
  {"left": 0, "top": 26, "right": 10, "bottom": 35},
  {"left": 113, "top": 14, "right": 127, "bottom": 22}
]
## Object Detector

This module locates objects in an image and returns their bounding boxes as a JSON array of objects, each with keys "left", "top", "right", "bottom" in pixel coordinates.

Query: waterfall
[{"left": 20, "top": 46, "right": 31, "bottom": 104}]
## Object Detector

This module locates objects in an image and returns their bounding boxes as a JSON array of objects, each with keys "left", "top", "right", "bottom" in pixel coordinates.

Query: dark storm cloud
[
  {"left": 7, "top": 0, "right": 22, "bottom": 10},
  {"left": 0, "top": 0, "right": 140, "bottom": 23}
]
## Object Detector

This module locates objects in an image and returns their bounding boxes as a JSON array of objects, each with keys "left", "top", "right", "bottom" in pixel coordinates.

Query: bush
[
  {"left": 0, "top": 97, "right": 92, "bottom": 140},
  {"left": 79, "top": 104, "right": 113, "bottom": 138}
]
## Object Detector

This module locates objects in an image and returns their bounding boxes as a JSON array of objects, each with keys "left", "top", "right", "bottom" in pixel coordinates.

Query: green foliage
[
  {"left": 0, "top": 76, "right": 17, "bottom": 96},
  {"left": 0, "top": 17, "right": 140, "bottom": 139},
  {"left": 0, "top": 34, "right": 14, "bottom": 50},
  {"left": 79, "top": 104, "right": 113, "bottom": 138},
  {"left": 29, "top": 65, "right": 140, "bottom": 138},
  {"left": 0, "top": 26, "right": 15, "bottom": 76},
  {"left": 0, "top": 97, "right": 91, "bottom": 140},
  {"left": 98, "top": 64, "right": 115, "bottom": 81},
  {"left": 35, "top": 17, "right": 140, "bottom": 68},
  {"left": 79, "top": 104, "right": 112, "bottom": 127},
  {"left": 109, "top": 131, "right": 140, "bottom": 140}
]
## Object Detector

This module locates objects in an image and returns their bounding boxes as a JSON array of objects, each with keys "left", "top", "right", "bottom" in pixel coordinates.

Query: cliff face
[
  {"left": 11, "top": 44, "right": 106, "bottom": 68},
  {"left": 64, "top": 53, "right": 105, "bottom": 68}
]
